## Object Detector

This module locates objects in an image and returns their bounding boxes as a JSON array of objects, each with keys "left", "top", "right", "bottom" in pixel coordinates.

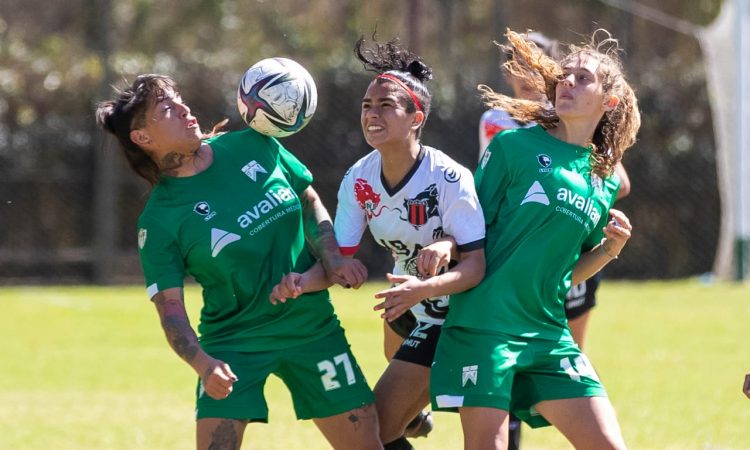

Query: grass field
[{"left": 1, "top": 280, "right": 749, "bottom": 449}]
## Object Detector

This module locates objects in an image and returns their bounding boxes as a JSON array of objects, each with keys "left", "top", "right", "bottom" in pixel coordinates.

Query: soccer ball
[{"left": 237, "top": 57, "right": 318, "bottom": 137}]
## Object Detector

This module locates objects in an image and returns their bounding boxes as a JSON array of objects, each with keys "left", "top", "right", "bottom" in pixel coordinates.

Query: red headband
[{"left": 377, "top": 73, "right": 423, "bottom": 113}]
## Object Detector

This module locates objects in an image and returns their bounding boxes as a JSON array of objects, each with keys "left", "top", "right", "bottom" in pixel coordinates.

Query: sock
[
  {"left": 384, "top": 436, "right": 414, "bottom": 450},
  {"left": 507, "top": 414, "right": 522, "bottom": 450}
]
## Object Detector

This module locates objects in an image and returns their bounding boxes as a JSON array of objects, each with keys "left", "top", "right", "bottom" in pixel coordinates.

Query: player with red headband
[{"left": 269, "top": 36, "right": 486, "bottom": 450}]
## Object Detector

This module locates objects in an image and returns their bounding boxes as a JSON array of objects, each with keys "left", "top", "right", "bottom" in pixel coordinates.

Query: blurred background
[{"left": 0, "top": 0, "right": 747, "bottom": 285}]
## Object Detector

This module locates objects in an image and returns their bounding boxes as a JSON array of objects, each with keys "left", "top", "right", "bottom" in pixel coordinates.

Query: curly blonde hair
[{"left": 479, "top": 29, "right": 641, "bottom": 178}]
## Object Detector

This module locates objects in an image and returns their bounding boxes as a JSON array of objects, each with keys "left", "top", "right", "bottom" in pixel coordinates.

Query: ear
[
  {"left": 411, "top": 110, "right": 425, "bottom": 129},
  {"left": 603, "top": 95, "right": 620, "bottom": 111},
  {"left": 130, "top": 129, "right": 151, "bottom": 146}
]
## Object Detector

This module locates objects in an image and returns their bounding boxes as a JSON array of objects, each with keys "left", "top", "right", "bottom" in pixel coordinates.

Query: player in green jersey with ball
[{"left": 96, "top": 74, "right": 381, "bottom": 450}]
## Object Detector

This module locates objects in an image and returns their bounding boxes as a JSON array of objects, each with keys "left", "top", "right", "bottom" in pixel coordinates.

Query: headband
[{"left": 377, "top": 73, "right": 423, "bottom": 113}]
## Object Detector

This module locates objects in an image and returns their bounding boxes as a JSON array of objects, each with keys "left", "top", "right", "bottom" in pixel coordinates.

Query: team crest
[
  {"left": 537, "top": 154, "right": 552, "bottom": 173},
  {"left": 193, "top": 201, "right": 217, "bottom": 221},
  {"left": 241, "top": 160, "right": 267, "bottom": 181},
  {"left": 354, "top": 178, "right": 383, "bottom": 219},
  {"left": 401, "top": 184, "right": 439, "bottom": 229},
  {"left": 138, "top": 228, "right": 147, "bottom": 249}
]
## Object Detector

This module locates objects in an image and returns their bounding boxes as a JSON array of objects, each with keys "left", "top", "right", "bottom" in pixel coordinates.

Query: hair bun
[{"left": 407, "top": 60, "right": 433, "bottom": 82}]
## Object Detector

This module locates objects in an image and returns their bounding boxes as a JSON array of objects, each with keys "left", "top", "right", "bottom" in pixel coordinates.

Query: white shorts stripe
[{"left": 435, "top": 394, "right": 465, "bottom": 408}]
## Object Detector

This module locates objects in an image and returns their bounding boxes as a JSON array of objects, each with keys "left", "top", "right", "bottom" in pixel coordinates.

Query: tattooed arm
[
  {"left": 152, "top": 287, "right": 237, "bottom": 400},
  {"left": 299, "top": 186, "right": 368, "bottom": 289}
]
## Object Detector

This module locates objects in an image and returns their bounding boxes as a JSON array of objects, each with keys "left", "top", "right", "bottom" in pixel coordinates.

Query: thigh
[
  {"left": 196, "top": 418, "right": 247, "bottom": 450},
  {"left": 459, "top": 406, "right": 509, "bottom": 450},
  {"left": 383, "top": 319, "right": 403, "bottom": 361},
  {"left": 374, "top": 359, "right": 431, "bottom": 441},
  {"left": 276, "top": 330, "right": 375, "bottom": 420},
  {"left": 313, "top": 404, "right": 381, "bottom": 450},
  {"left": 534, "top": 396, "right": 626, "bottom": 450}
]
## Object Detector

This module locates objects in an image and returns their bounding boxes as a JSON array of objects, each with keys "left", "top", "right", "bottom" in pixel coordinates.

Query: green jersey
[
  {"left": 446, "top": 125, "right": 619, "bottom": 341},
  {"left": 137, "top": 129, "right": 340, "bottom": 353}
]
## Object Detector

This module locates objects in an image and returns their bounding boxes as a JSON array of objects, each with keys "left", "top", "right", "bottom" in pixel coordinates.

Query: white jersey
[
  {"left": 335, "top": 146, "right": 485, "bottom": 325},
  {"left": 478, "top": 108, "right": 535, "bottom": 160}
]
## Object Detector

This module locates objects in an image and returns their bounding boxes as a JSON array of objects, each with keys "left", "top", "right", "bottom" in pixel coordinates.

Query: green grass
[{"left": 1, "top": 280, "right": 749, "bottom": 449}]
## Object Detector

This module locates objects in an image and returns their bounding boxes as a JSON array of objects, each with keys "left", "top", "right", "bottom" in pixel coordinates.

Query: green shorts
[
  {"left": 196, "top": 330, "right": 375, "bottom": 421},
  {"left": 430, "top": 326, "right": 606, "bottom": 428}
]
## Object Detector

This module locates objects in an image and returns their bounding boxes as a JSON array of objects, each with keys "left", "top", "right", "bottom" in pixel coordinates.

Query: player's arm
[
  {"left": 151, "top": 287, "right": 236, "bottom": 400},
  {"left": 572, "top": 208, "right": 632, "bottom": 284},
  {"left": 299, "top": 185, "right": 367, "bottom": 288},
  {"left": 269, "top": 260, "right": 334, "bottom": 305},
  {"left": 374, "top": 247, "right": 485, "bottom": 322}
]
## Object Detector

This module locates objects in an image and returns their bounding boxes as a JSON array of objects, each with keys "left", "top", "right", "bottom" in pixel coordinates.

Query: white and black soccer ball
[{"left": 237, "top": 57, "right": 318, "bottom": 137}]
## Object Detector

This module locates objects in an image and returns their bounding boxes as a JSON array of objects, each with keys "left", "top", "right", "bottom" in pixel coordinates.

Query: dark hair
[
  {"left": 354, "top": 36, "right": 433, "bottom": 137},
  {"left": 95, "top": 74, "right": 178, "bottom": 185}
]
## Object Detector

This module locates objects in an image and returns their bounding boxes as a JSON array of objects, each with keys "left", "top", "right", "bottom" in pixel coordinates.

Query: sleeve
[
  {"left": 333, "top": 168, "right": 368, "bottom": 256},
  {"left": 273, "top": 138, "right": 313, "bottom": 195},
  {"left": 475, "top": 136, "right": 511, "bottom": 228},
  {"left": 439, "top": 164, "right": 486, "bottom": 252},
  {"left": 137, "top": 216, "right": 185, "bottom": 300}
]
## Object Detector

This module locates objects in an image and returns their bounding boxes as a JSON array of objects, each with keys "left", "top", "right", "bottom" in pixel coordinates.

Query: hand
[
  {"left": 743, "top": 373, "right": 750, "bottom": 399},
  {"left": 322, "top": 254, "right": 368, "bottom": 289},
  {"left": 373, "top": 273, "right": 429, "bottom": 322},
  {"left": 201, "top": 358, "right": 238, "bottom": 400},
  {"left": 601, "top": 208, "right": 632, "bottom": 258},
  {"left": 417, "top": 239, "right": 453, "bottom": 277},
  {"left": 269, "top": 272, "right": 304, "bottom": 305}
]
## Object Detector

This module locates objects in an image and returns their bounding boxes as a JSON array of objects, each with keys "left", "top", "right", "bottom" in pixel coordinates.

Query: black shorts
[
  {"left": 388, "top": 311, "right": 442, "bottom": 368},
  {"left": 564, "top": 272, "right": 601, "bottom": 319}
]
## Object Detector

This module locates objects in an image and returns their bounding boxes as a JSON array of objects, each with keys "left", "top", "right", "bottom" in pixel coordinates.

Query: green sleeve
[
  {"left": 137, "top": 216, "right": 185, "bottom": 299},
  {"left": 475, "top": 136, "right": 511, "bottom": 227}
]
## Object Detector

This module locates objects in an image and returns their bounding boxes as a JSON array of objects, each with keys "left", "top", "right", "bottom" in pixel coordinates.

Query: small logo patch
[
  {"left": 137, "top": 228, "right": 147, "bottom": 249},
  {"left": 194, "top": 201, "right": 217, "bottom": 221},
  {"left": 462, "top": 365, "right": 478, "bottom": 387},
  {"left": 444, "top": 167, "right": 461, "bottom": 183},
  {"left": 241, "top": 160, "right": 268, "bottom": 181},
  {"left": 537, "top": 154, "right": 551, "bottom": 168}
]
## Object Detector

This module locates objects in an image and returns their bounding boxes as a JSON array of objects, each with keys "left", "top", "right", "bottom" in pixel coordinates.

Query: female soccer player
[
  {"left": 479, "top": 31, "right": 632, "bottom": 352},
  {"left": 95, "top": 74, "right": 382, "bottom": 450},
  {"left": 271, "top": 38, "right": 486, "bottom": 450},
  {"left": 431, "top": 28, "right": 640, "bottom": 450}
]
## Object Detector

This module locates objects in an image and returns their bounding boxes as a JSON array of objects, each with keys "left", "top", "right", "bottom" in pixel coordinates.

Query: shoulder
[
  {"left": 423, "top": 146, "right": 474, "bottom": 184},
  {"left": 343, "top": 149, "right": 380, "bottom": 179}
]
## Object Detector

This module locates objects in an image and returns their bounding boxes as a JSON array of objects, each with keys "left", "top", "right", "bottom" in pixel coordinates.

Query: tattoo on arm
[
  {"left": 152, "top": 292, "right": 200, "bottom": 363},
  {"left": 300, "top": 188, "right": 338, "bottom": 257}
]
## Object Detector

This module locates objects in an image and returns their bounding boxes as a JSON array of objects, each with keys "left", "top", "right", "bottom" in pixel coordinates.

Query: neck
[
  {"left": 379, "top": 141, "right": 421, "bottom": 189},
  {"left": 548, "top": 118, "right": 599, "bottom": 148},
  {"left": 157, "top": 143, "right": 212, "bottom": 177}
]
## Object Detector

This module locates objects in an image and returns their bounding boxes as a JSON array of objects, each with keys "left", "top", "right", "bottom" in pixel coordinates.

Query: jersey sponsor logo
[
  {"left": 354, "top": 178, "right": 383, "bottom": 219},
  {"left": 402, "top": 184, "right": 439, "bottom": 229},
  {"left": 210, "top": 228, "right": 241, "bottom": 257},
  {"left": 241, "top": 160, "right": 268, "bottom": 182},
  {"left": 137, "top": 228, "right": 147, "bottom": 249},
  {"left": 236, "top": 186, "right": 297, "bottom": 228},
  {"left": 443, "top": 167, "right": 461, "bottom": 183},
  {"left": 520, "top": 181, "right": 550, "bottom": 206},
  {"left": 462, "top": 365, "right": 478, "bottom": 387},
  {"left": 193, "top": 201, "right": 217, "bottom": 221},
  {"left": 556, "top": 188, "right": 601, "bottom": 224}
]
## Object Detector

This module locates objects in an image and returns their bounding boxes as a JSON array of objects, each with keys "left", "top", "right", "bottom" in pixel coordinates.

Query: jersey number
[
  {"left": 318, "top": 353, "right": 356, "bottom": 391},
  {"left": 560, "top": 355, "right": 600, "bottom": 382}
]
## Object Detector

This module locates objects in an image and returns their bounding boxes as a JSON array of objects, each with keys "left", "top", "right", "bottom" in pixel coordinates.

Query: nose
[
  {"left": 177, "top": 101, "right": 192, "bottom": 117},
  {"left": 561, "top": 73, "right": 575, "bottom": 87}
]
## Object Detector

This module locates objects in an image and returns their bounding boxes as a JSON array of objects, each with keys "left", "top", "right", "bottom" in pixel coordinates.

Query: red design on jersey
[
  {"left": 354, "top": 178, "right": 382, "bottom": 219},
  {"left": 483, "top": 121, "right": 508, "bottom": 142}
]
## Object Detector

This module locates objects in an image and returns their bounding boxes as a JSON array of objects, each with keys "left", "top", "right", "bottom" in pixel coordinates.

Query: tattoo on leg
[
  {"left": 348, "top": 412, "right": 361, "bottom": 430},
  {"left": 208, "top": 419, "right": 241, "bottom": 450}
]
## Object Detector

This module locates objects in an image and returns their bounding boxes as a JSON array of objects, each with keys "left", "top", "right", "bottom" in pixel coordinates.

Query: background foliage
[{"left": 0, "top": 0, "right": 724, "bottom": 282}]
